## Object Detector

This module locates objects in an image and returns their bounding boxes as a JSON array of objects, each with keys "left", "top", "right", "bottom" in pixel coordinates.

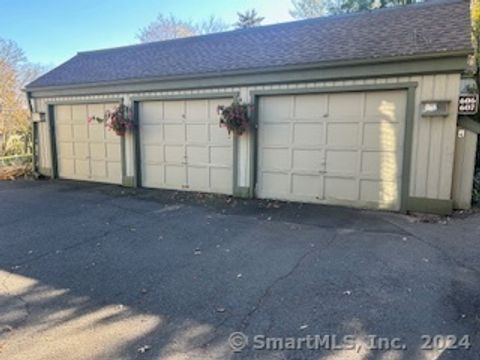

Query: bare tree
[
  {"left": 137, "top": 14, "right": 230, "bottom": 43},
  {"left": 195, "top": 15, "right": 230, "bottom": 35},
  {"left": 137, "top": 14, "right": 197, "bottom": 43},
  {"left": 234, "top": 9, "right": 265, "bottom": 29},
  {"left": 290, "top": 0, "right": 326, "bottom": 19}
]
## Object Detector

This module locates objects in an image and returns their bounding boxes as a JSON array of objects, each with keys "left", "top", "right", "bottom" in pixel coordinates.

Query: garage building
[{"left": 26, "top": 0, "right": 476, "bottom": 214}]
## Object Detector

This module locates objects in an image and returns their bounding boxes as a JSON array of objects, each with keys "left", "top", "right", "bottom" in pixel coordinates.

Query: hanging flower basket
[
  {"left": 87, "top": 103, "right": 133, "bottom": 136},
  {"left": 217, "top": 98, "right": 252, "bottom": 136}
]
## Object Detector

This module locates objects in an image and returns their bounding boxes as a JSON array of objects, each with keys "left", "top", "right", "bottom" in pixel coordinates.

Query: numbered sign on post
[{"left": 458, "top": 94, "right": 478, "bottom": 115}]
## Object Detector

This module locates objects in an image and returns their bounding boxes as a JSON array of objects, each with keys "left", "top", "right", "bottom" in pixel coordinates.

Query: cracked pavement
[{"left": 0, "top": 179, "right": 479, "bottom": 360}]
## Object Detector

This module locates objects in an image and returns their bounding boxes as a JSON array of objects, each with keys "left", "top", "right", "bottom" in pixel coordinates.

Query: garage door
[
  {"left": 55, "top": 103, "right": 122, "bottom": 184},
  {"left": 139, "top": 98, "right": 234, "bottom": 194},
  {"left": 257, "top": 90, "right": 407, "bottom": 210}
]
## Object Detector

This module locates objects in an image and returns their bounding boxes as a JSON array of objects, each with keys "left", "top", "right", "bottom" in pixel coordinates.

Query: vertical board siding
[
  {"left": 452, "top": 128, "right": 478, "bottom": 209},
  {"left": 439, "top": 75, "right": 461, "bottom": 199},
  {"left": 33, "top": 73, "right": 461, "bottom": 201}
]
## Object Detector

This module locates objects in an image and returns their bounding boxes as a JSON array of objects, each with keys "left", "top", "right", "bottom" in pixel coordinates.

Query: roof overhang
[{"left": 26, "top": 51, "right": 472, "bottom": 98}]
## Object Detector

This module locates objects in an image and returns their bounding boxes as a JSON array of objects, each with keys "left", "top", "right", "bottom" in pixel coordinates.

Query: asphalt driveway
[{"left": 0, "top": 180, "right": 479, "bottom": 360}]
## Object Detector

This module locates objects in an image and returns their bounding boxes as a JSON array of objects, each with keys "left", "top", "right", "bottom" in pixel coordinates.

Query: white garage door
[
  {"left": 140, "top": 98, "right": 234, "bottom": 194},
  {"left": 257, "top": 90, "right": 407, "bottom": 210},
  {"left": 55, "top": 103, "right": 122, "bottom": 184}
]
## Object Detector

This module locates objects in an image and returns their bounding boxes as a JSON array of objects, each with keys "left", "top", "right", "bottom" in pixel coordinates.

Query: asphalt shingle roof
[{"left": 27, "top": 0, "right": 472, "bottom": 89}]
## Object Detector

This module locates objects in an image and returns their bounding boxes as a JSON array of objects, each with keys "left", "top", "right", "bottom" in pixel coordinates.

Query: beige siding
[
  {"left": 452, "top": 128, "right": 478, "bottom": 209},
  {"left": 32, "top": 73, "right": 461, "bottom": 202},
  {"left": 34, "top": 99, "right": 52, "bottom": 173}
]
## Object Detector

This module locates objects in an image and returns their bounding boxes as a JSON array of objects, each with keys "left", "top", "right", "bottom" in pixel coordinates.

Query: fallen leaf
[
  {"left": 299, "top": 324, "right": 309, "bottom": 330},
  {"left": 343, "top": 290, "right": 352, "bottom": 296},
  {"left": 137, "top": 345, "right": 151, "bottom": 353},
  {"left": 237, "top": 273, "right": 243, "bottom": 278}
]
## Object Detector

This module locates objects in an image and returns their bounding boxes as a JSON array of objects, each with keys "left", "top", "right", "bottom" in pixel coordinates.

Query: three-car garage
[{"left": 27, "top": 0, "right": 473, "bottom": 214}]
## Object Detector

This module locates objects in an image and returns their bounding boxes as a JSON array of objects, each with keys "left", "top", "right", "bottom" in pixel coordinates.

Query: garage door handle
[{"left": 318, "top": 170, "right": 327, "bottom": 174}]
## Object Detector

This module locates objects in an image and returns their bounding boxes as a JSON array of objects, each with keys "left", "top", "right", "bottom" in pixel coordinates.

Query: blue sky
[{"left": 1, "top": 0, "right": 293, "bottom": 66}]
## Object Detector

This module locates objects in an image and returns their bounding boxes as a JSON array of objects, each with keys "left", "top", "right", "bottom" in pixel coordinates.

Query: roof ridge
[{"left": 78, "top": 0, "right": 465, "bottom": 56}]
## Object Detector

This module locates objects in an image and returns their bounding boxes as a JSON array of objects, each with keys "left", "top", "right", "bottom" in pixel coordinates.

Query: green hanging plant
[
  {"left": 217, "top": 98, "right": 252, "bottom": 136},
  {"left": 87, "top": 103, "right": 133, "bottom": 136}
]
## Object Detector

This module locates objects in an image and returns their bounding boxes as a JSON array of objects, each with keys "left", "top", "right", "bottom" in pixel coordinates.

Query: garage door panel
[
  {"left": 73, "top": 142, "right": 89, "bottom": 159},
  {"left": 187, "top": 167, "right": 208, "bottom": 189},
  {"left": 210, "top": 146, "right": 232, "bottom": 166},
  {"left": 362, "top": 122, "right": 399, "bottom": 150},
  {"left": 209, "top": 125, "right": 232, "bottom": 145},
  {"left": 294, "top": 94, "right": 327, "bottom": 119},
  {"left": 90, "top": 143, "right": 106, "bottom": 160},
  {"left": 361, "top": 151, "right": 399, "bottom": 179},
  {"left": 186, "top": 100, "right": 208, "bottom": 121},
  {"left": 141, "top": 126, "right": 162, "bottom": 145},
  {"left": 325, "top": 177, "right": 357, "bottom": 201},
  {"left": 259, "top": 96, "right": 292, "bottom": 122},
  {"left": 326, "top": 150, "right": 357, "bottom": 174},
  {"left": 87, "top": 104, "right": 104, "bottom": 119},
  {"left": 261, "top": 172, "right": 290, "bottom": 196},
  {"left": 142, "top": 145, "right": 163, "bottom": 164},
  {"left": 257, "top": 90, "right": 406, "bottom": 210},
  {"left": 262, "top": 148, "right": 289, "bottom": 170},
  {"left": 142, "top": 164, "right": 163, "bottom": 188},
  {"left": 187, "top": 124, "right": 207, "bottom": 143},
  {"left": 71, "top": 105, "right": 87, "bottom": 123},
  {"left": 164, "top": 124, "right": 184, "bottom": 142},
  {"left": 164, "top": 101, "right": 185, "bottom": 120},
  {"left": 187, "top": 146, "right": 208, "bottom": 165},
  {"left": 292, "top": 175, "right": 321, "bottom": 198},
  {"left": 327, "top": 123, "right": 358, "bottom": 147},
  {"left": 165, "top": 165, "right": 186, "bottom": 186},
  {"left": 261, "top": 124, "right": 290, "bottom": 146},
  {"left": 75, "top": 159, "right": 90, "bottom": 177},
  {"left": 106, "top": 144, "right": 120, "bottom": 162},
  {"left": 164, "top": 145, "right": 184, "bottom": 163},
  {"left": 55, "top": 104, "right": 122, "bottom": 184},
  {"left": 89, "top": 125, "right": 105, "bottom": 142},
  {"left": 360, "top": 180, "right": 398, "bottom": 208},
  {"left": 328, "top": 93, "right": 363, "bottom": 119},
  {"left": 141, "top": 102, "right": 164, "bottom": 123},
  {"left": 58, "top": 159, "right": 75, "bottom": 176},
  {"left": 73, "top": 124, "right": 88, "bottom": 140},
  {"left": 57, "top": 125, "right": 72, "bottom": 140},
  {"left": 58, "top": 142, "right": 74, "bottom": 158},
  {"left": 210, "top": 168, "right": 232, "bottom": 193},
  {"left": 292, "top": 149, "right": 322, "bottom": 170},
  {"left": 293, "top": 123, "right": 323, "bottom": 146},
  {"left": 107, "top": 162, "right": 122, "bottom": 183},
  {"left": 365, "top": 91, "right": 406, "bottom": 121},
  {"left": 56, "top": 106, "right": 71, "bottom": 122},
  {"left": 91, "top": 160, "right": 107, "bottom": 178}
]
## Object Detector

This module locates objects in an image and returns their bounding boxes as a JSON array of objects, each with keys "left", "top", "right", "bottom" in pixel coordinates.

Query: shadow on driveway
[{"left": 0, "top": 180, "right": 479, "bottom": 360}]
